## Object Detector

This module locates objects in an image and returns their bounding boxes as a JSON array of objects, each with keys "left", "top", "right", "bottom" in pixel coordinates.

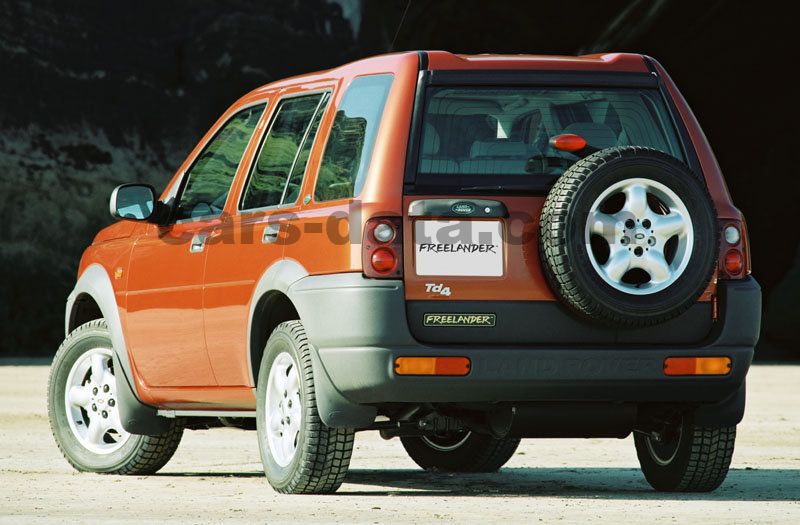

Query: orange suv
[{"left": 48, "top": 51, "right": 760, "bottom": 494}]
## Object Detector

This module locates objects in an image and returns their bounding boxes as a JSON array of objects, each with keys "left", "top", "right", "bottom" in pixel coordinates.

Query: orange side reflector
[
  {"left": 664, "top": 357, "right": 732, "bottom": 376},
  {"left": 394, "top": 357, "right": 471, "bottom": 376}
]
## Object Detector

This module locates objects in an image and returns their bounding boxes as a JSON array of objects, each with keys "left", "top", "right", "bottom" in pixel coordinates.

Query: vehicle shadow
[
  {"left": 157, "top": 467, "right": 800, "bottom": 501},
  {"left": 337, "top": 467, "right": 800, "bottom": 501}
]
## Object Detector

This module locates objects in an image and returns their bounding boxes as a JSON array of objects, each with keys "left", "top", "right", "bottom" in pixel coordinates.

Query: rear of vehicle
[
  {"left": 47, "top": 51, "right": 760, "bottom": 495},
  {"left": 315, "top": 52, "right": 760, "bottom": 492}
]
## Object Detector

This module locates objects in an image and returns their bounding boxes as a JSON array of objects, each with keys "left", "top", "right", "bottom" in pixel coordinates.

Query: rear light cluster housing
[
  {"left": 363, "top": 217, "right": 403, "bottom": 278},
  {"left": 718, "top": 219, "right": 750, "bottom": 279}
]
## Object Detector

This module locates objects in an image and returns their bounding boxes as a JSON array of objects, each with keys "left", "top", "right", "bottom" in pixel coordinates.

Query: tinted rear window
[{"left": 415, "top": 87, "right": 683, "bottom": 191}]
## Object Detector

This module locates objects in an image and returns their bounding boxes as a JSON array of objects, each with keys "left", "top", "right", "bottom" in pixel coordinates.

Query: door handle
[
  {"left": 189, "top": 233, "right": 208, "bottom": 253},
  {"left": 262, "top": 224, "right": 281, "bottom": 244}
]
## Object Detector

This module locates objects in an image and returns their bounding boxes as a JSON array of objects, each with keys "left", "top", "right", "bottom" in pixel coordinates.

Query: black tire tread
[
  {"left": 458, "top": 436, "right": 520, "bottom": 473},
  {"left": 674, "top": 425, "right": 736, "bottom": 492},
  {"left": 634, "top": 420, "right": 736, "bottom": 492},
  {"left": 109, "top": 423, "right": 184, "bottom": 476}
]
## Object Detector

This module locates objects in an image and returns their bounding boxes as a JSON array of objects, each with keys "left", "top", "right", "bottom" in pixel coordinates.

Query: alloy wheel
[
  {"left": 265, "top": 352, "right": 302, "bottom": 467},
  {"left": 64, "top": 347, "right": 130, "bottom": 454},
  {"left": 584, "top": 177, "right": 694, "bottom": 295}
]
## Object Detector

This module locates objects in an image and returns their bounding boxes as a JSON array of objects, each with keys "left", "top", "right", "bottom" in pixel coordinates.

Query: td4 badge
[{"left": 425, "top": 283, "right": 452, "bottom": 297}]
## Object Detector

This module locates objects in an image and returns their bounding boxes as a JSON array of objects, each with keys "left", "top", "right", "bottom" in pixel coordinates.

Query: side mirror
[{"left": 110, "top": 184, "right": 157, "bottom": 221}]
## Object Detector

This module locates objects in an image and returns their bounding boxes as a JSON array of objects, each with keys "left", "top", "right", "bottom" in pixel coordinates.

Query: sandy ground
[{"left": 0, "top": 364, "right": 798, "bottom": 524}]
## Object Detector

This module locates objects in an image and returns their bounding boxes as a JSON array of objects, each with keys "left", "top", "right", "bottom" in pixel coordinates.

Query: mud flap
[
  {"left": 694, "top": 380, "right": 746, "bottom": 427},
  {"left": 114, "top": 351, "right": 172, "bottom": 435},
  {"left": 308, "top": 346, "right": 377, "bottom": 429}
]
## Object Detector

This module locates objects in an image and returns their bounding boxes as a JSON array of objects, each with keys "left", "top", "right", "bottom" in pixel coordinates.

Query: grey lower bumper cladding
[{"left": 288, "top": 274, "right": 760, "bottom": 428}]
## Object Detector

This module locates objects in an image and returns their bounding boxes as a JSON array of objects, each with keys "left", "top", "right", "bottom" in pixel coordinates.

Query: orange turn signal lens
[
  {"left": 394, "top": 357, "right": 471, "bottom": 376},
  {"left": 664, "top": 357, "right": 732, "bottom": 376}
]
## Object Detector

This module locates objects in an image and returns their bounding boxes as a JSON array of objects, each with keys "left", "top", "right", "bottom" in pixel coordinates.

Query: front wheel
[
  {"left": 401, "top": 432, "right": 520, "bottom": 472},
  {"left": 256, "top": 321, "right": 354, "bottom": 494},
  {"left": 634, "top": 414, "right": 736, "bottom": 492},
  {"left": 47, "top": 320, "right": 183, "bottom": 474}
]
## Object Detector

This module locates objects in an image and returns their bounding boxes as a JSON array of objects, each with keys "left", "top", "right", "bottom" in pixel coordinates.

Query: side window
[
  {"left": 314, "top": 74, "right": 393, "bottom": 202},
  {"left": 175, "top": 104, "right": 264, "bottom": 220},
  {"left": 283, "top": 92, "right": 330, "bottom": 204},
  {"left": 240, "top": 93, "right": 328, "bottom": 210}
]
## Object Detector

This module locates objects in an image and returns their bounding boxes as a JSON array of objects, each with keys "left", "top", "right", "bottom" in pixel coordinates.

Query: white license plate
[{"left": 414, "top": 220, "right": 503, "bottom": 276}]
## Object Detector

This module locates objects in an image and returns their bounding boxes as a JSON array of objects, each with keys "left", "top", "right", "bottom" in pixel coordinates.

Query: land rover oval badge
[{"left": 452, "top": 202, "right": 476, "bottom": 215}]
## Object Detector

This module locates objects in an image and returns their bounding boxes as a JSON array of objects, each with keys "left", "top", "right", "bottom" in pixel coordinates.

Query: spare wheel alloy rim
[
  {"left": 584, "top": 177, "right": 694, "bottom": 295},
  {"left": 265, "top": 352, "right": 302, "bottom": 467},
  {"left": 64, "top": 347, "right": 131, "bottom": 454}
]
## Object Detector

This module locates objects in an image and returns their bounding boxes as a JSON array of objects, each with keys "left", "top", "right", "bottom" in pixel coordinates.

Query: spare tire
[{"left": 539, "top": 146, "right": 718, "bottom": 327}]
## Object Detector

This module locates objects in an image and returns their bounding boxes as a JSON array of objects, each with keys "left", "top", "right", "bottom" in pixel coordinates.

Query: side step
[{"left": 158, "top": 410, "right": 257, "bottom": 418}]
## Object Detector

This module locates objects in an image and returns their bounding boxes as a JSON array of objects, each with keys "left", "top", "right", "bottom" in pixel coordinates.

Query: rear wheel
[
  {"left": 401, "top": 431, "right": 520, "bottom": 472},
  {"left": 48, "top": 320, "right": 183, "bottom": 474},
  {"left": 634, "top": 414, "right": 736, "bottom": 492},
  {"left": 256, "top": 321, "right": 354, "bottom": 494}
]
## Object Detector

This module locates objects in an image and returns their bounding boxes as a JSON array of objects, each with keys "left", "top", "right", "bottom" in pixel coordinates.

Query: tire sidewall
[
  {"left": 256, "top": 327, "right": 309, "bottom": 490},
  {"left": 48, "top": 323, "right": 145, "bottom": 472},
  {"left": 561, "top": 151, "right": 718, "bottom": 320}
]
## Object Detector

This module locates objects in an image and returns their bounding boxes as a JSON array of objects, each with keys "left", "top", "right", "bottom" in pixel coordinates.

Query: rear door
[
  {"left": 402, "top": 71, "right": 710, "bottom": 345},
  {"left": 203, "top": 90, "right": 331, "bottom": 387}
]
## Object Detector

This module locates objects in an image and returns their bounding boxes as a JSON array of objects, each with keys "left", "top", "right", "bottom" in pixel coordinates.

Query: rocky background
[{"left": 1, "top": 0, "right": 795, "bottom": 357}]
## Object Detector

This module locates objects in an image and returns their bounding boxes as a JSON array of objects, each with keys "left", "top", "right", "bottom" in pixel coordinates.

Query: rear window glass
[{"left": 415, "top": 87, "right": 683, "bottom": 191}]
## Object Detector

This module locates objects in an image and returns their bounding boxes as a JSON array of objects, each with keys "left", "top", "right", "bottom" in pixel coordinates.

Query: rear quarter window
[{"left": 314, "top": 74, "right": 393, "bottom": 202}]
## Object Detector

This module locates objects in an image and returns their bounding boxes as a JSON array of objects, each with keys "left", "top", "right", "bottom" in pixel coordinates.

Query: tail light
[
  {"left": 718, "top": 219, "right": 750, "bottom": 279},
  {"left": 363, "top": 217, "right": 403, "bottom": 278}
]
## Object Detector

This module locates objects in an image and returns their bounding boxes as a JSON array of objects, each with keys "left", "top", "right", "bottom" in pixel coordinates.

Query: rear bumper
[{"left": 288, "top": 274, "right": 760, "bottom": 427}]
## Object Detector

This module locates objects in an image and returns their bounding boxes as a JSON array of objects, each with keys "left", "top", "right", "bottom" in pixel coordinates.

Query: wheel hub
[{"left": 585, "top": 177, "right": 694, "bottom": 295}]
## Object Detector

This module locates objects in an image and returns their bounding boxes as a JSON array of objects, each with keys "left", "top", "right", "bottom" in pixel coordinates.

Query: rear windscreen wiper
[{"left": 459, "top": 182, "right": 555, "bottom": 192}]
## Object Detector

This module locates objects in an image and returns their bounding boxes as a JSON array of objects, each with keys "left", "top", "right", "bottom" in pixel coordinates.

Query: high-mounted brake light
[
  {"left": 363, "top": 217, "right": 403, "bottom": 279},
  {"left": 549, "top": 133, "right": 587, "bottom": 153}
]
